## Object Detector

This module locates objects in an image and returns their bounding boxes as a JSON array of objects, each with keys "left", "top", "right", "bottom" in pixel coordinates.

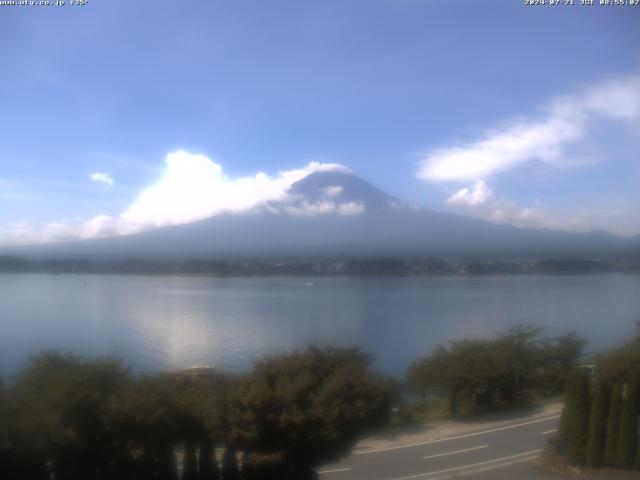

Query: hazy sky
[{"left": 1, "top": 0, "right": 639, "bottom": 245}]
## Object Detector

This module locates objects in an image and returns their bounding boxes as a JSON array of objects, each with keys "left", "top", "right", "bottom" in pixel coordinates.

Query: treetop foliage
[
  {"left": 0, "top": 347, "right": 391, "bottom": 480},
  {"left": 407, "top": 325, "right": 584, "bottom": 414}
]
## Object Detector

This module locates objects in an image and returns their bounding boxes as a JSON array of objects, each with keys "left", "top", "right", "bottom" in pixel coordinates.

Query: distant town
[{"left": 1, "top": 254, "right": 639, "bottom": 276}]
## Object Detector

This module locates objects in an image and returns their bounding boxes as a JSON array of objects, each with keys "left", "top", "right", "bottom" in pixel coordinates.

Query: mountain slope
[
  {"left": 2, "top": 171, "right": 635, "bottom": 260},
  {"left": 285, "top": 170, "right": 404, "bottom": 211}
]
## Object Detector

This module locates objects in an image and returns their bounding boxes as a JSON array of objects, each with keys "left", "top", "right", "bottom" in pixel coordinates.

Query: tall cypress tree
[
  {"left": 586, "top": 376, "right": 610, "bottom": 467},
  {"left": 568, "top": 368, "right": 591, "bottom": 466},
  {"left": 558, "top": 369, "right": 578, "bottom": 446},
  {"left": 605, "top": 381, "right": 624, "bottom": 466},
  {"left": 616, "top": 383, "right": 639, "bottom": 469}
]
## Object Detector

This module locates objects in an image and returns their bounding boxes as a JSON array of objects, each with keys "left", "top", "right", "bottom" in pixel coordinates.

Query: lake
[{"left": 1, "top": 273, "right": 639, "bottom": 378}]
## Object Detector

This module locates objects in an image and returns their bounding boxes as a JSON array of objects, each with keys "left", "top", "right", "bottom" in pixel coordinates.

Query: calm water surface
[{"left": 1, "top": 273, "right": 639, "bottom": 377}]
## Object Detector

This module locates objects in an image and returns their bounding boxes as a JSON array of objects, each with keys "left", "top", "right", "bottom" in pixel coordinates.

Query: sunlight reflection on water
[{"left": 1, "top": 273, "right": 639, "bottom": 377}]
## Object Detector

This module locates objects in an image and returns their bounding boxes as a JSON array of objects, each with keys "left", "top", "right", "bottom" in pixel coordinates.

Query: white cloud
[
  {"left": 416, "top": 73, "right": 640, "bottom": 236},
  {"left": 118, "top": 151, "right": 351, "bottom": 234},
  {"left": 337, "top": 202, "right": 365, "bottom": 215},
  {"left": 0, "top": 218, "right": 113, "bottom": 245},
  {"left": 89, "top": 172, "right": 114, "bottom": 187},
  {"left": 81, "top": 215, "right": 118, "bottom": 239},
  {"left": 283, "top": 200, "right": 364, "bottom": 216},
  {"left": 446, "top": 181, "right": 549, "bottom": 228},
  {"left": 445, "top": 181, "right": 640, "bottom": 236},
  {"left": 322, "top": 185, "right": 344, "bottom": 197},
  {"left": 417, "top": 74, "right": 640, "bottom": 182},
  {"left": 447, "top": 180, "right": 493, "bottom": 206},
  {"left": 584, "top": 76, "right": 640, "bottom": 121},
  {"left": 0, "top": 151, "right": 355, "bottom": 245}
]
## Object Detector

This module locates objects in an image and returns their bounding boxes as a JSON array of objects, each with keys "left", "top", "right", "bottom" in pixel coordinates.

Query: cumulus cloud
[
  {"left": 446, "top": 181, "right": 549, "bottom": 228},
  {"left": 417, "top": 74, "right": 640, "bottom": 182},
  {"left": 118, "top": 151, "right": 352, "bottom": 234},
  {"left": 447, "top": 180, "right": 494, "bottom": 207},
  {"left": 1, "top": 216, "right": 119, "bottom": 246},
  {"left": 283, "top": 200, "right": 365, "bottom": 216},
  {"left": 89, "top": 172, "right": 114, "bottom": 187},
  {"left": 417, "top": 73, "right": 640, "bottom": 234},
  {"left": 0, "top": 151, "right": 355, "bottom": 245},
  {"left": 445, "top": 181, "right": 640, "bottom": 236}
]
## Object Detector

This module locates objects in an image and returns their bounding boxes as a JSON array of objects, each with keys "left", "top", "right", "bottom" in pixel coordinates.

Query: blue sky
[{"left": 1, "top": 0, "right": 639, "bottom": 244}]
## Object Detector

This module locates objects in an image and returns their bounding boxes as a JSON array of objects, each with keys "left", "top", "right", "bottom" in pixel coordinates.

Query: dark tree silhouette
[
  {"left": 567, "top": 368, "right": 590, "bottom": 466},
  {"left": 615, "top": 383, "right": 639, "bottom": 469},
  {"left": 586, "top": 376, "right": 609, "bottom": 467},
  {"left": 604, "top": 381, "right": 624, "bottom": 467}
]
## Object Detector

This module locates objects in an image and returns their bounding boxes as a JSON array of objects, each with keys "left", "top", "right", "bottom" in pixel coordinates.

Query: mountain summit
[{"left": 283, "top": 170, "right": 404, "bottom": 212}]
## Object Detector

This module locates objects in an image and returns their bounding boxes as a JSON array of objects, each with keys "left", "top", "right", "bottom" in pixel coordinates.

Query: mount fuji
[{"left": 2, "top": 170, "right": 636, "bottom": 261}]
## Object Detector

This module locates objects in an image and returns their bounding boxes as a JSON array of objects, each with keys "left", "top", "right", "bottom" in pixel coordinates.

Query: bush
[
  {"left": 7, "top": 352, "right": 131, "bottom": 479},
  {"left": 235, "top": 346, "right": 391, "bottom": 473},
  {"left": 596, "top": 323, "right": 640, "bottom": 384},
  {"left": 1, "top": 346, "right": 394, "bottom": 479}
]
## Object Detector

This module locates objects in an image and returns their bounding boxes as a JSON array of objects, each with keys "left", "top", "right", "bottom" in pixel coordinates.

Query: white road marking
[
  {"left": 457, "top": 455, "right": 538, "bottom": 477},
  {"left": 355, "top": 414, "right": 560, "bottom": 455},
  {"left": 318, "top": 466, "right": 352, "bottom": 474},
  {"left": 425, "top": 456, "right": 537, "bottom": 480},
  {"left": 423, "top": 445, "right": 487, "bottom": 460},
  {"left": 389, "top": 449, "right": 542, "bottom": 480},
  {"left": 542, "top": 429, "right": 557, "bottom": 435}
]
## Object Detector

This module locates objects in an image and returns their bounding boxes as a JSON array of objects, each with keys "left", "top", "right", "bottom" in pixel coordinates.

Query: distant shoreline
[
  {"left": 2, "top": 253, "right": 640, "bottom": 277},
  {"left": 1, "top": 269, "right": 639, "bottom": 279}
]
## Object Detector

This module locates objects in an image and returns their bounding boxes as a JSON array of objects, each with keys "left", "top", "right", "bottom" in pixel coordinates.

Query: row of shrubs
[
  {"left": 0, "top": 347, "right": 391, "bottom": 480},
  {"left": 554, "top": 326, "right": 640, "bottom": 470}
]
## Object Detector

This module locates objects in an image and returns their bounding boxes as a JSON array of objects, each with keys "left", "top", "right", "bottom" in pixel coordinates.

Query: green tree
[
  {"left": 596, "top": 324, "right": 640, "bottom": 384},
  {"left": 568, "top": 368, "right": 590, "bottom": 466},
  {"left": 615, "top": 383, "right": 639, "bottom": 469},
  {"left": 9, "top": 352, "right": 131, "bottom": 480},
  {"left": 408, "top": 326, "right": 583, "bottom": 416},
  {"left": 538, "top": 333, "right": 585, "bottom": 396},
  {"left": 493, "top": 325, "right": 546, "bottom": 404},
  {"left": 408, "top": 339, "right": 502, "bottom": 414},
  {"left": 236, "top": 346, "right": 391, "bottom": 477},
  {"left": 407, "top": 345, "right": 458, "bottom": 413},
  {"left": 586, "top": 376, "right": 609, "bottom": 467},
  {"left": 605, "top": 381, "right": 624, "bottom": 466},
  {"left": 108, "top": 375, "right": 182, "bottom": 479}
]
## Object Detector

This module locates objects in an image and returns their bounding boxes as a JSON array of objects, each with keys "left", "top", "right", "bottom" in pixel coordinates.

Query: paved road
[{"left": 318, "top": 413, "right": 561, "bottom": 480}]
